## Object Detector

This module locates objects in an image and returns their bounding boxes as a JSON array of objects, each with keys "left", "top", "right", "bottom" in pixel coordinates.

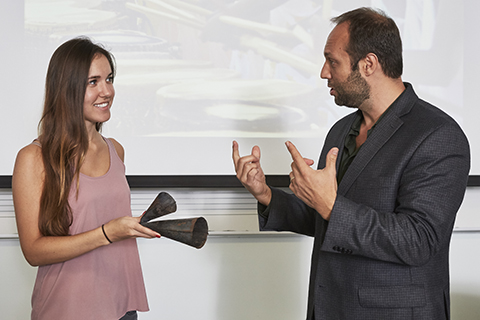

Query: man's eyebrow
[{"left": 324, "top": 51, "right": 333, "bottom": 58}]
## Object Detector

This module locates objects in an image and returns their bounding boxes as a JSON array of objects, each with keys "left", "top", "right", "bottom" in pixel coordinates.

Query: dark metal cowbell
[{"left": 140, "top": 192, "right": 208, "bottom": 249}]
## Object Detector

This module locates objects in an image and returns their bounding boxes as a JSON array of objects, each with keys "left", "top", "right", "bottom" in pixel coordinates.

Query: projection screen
[{"left": 1, "top": 0, "right": 478, "bottom": 178}]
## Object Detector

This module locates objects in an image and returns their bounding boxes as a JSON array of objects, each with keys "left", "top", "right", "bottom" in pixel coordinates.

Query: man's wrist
[{"left": 256, "top": 186, "right": 272, "bottom": 207}]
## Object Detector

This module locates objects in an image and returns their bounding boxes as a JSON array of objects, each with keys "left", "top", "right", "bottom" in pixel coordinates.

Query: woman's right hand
[{"left": 101, "top": 216, "right": 160, "bottom": 243}]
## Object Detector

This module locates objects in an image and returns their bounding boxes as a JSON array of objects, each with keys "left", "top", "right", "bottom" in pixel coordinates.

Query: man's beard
[{"left": 332, "top": 68, "right": 370, "bottom": 108}]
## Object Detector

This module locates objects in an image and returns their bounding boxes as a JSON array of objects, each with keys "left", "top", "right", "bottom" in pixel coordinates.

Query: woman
[{"left": 12, "top": 37, "right": 160, "bottom": 320}]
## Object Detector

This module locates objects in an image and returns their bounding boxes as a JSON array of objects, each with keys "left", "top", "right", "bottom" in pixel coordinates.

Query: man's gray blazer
[{"left": 259, "top": 83, "right": 470, "bottom": 320}]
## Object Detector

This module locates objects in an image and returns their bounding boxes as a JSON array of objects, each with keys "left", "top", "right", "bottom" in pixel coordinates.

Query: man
[{"left": 232, "top": 7, "right": 470, "bottom": 320}]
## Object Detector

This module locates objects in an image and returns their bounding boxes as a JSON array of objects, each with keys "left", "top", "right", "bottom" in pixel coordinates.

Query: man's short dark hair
[{"left": 332, "top": 7, "right": 403, "bottom": 79}]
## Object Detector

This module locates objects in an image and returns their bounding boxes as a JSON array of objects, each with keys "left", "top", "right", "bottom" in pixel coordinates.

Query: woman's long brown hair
[{"left": 38, "top": 37, "right": 115, "bottom": 236}]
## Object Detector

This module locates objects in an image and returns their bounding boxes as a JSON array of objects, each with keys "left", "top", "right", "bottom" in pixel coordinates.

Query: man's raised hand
[
  {"left": 286, "top": 141, "right": 338, "bottom": 220},
  {"left": 232, "top": 141, "right": 272, "bottom": 206}
]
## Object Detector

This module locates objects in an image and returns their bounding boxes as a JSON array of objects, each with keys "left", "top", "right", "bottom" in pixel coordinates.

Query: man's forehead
[{"left": 324, "top": 23, "right": 349, "bottom": 55}]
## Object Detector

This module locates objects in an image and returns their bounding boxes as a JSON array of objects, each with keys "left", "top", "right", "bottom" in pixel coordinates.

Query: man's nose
[{"left": 319, "top": 63, "right": 330, "bottom": 79}]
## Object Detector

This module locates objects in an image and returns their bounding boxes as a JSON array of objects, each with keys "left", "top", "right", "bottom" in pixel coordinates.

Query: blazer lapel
[
  {"left": 338, "top": 116, "right": 403, "bottom": 195},
  {"left": 337, "top": 85, "right": 418, "bottom": 195}
]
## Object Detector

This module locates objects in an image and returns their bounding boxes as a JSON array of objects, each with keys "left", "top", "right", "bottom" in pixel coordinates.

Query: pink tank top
[{"left": 31, "top": 138, "right": 149, "bottom": 320}]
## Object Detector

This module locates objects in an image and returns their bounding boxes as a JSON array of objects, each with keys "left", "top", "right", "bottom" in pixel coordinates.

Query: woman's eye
[
  {"left": 88, "top": 79, "right": 96, "bottom": 85},
  {"left": 107, "top": 76, "right": 114, "bottom": 83}
]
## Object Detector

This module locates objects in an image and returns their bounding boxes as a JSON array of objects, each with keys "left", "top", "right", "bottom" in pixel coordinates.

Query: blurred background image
[{"left": 1, "top": 0, "right": 470, "bottom": 175}]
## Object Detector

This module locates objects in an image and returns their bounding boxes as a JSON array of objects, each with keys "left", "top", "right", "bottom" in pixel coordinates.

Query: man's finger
[
  {"left": 304, "top": 158, "right": 315, "bottom": 166},
  {"left": 232, "top": 140, "right": 240, "bottom": 167},
  {"left": 285, "top": 141, "right": 308, "bottom": 168}
]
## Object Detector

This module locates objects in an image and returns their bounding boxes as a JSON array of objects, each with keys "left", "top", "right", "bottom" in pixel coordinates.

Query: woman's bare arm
[{"left": 12, "top": 144, "right": 158, "bottom": 267}]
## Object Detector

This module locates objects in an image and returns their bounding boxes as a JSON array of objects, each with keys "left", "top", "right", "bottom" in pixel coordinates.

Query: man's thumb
[
  {"left": 326, "top": 147, "right": 338, "bottom": 171},
  {"left": 252, "top": 145, "right": 261, "bottom": 160}
]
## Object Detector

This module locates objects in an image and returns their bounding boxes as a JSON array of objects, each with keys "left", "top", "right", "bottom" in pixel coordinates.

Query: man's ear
[{"left": 361, "top": 53, "right": 379, "bottom": 77}]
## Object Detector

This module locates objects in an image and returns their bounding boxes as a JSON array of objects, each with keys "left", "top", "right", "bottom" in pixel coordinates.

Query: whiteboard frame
[{"left": 1, "top": 175, "right": 479, "bottom": 189}]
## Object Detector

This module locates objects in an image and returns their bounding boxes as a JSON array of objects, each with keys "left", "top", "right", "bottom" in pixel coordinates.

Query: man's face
[{"left": 320, "top": 23, "right": 370, "bottom": 108}]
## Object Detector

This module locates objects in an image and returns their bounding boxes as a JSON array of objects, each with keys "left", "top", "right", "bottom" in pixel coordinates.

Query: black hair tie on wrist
[{"left": 101, "top": 224, "right": 112, "bottom": 243}]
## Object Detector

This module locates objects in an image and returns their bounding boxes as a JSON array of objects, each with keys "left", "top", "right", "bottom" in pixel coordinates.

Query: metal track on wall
[
  {"left": 1, "top": 175, "right": 479, "bottom": 238},
  {"left": 0, "top": 187, "right": 278, "bottom": 238}
]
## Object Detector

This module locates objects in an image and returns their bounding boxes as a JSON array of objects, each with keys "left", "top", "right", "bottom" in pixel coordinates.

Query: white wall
[
  {"left": 0, "top": 233, "right": 313, "bottom": 320},
  {"left": 1, "top": 188, "right": 480, "bottom": 320},
  {"left": 449, "top": 232, "right": 480, "bottom": 319},
  {"left": 138, "top": 234, "right": 313, "bottom": 320},
  {"left": 2, "top": 232, "right": 480, "bottom": 320}
]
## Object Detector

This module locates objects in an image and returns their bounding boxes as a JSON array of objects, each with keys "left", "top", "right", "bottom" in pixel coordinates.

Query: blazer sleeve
[
  {"left": 257, "top": 113, "right": 354, "bottom": 238},
  {"left": 321, "top": 120, "right": 470, "bottom": 266},
  {"left": 258, "top": 187, "right": 317, "bottom": 237}
]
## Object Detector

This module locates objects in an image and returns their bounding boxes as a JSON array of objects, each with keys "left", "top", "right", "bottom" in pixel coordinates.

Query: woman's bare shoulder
[
  {"left": 13, "top": 142, "right": 45, "bottom": 177},
  {"left": 107, "top": 137, "right": 125, "bottom": 162}
]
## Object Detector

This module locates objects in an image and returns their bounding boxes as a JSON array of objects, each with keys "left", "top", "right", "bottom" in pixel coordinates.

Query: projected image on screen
[
  {"left": 25, "top": 0, "right": 332, "bottom": 135},
  {"left": 1, "top": 0, "right": 472, "bottom": 175}
]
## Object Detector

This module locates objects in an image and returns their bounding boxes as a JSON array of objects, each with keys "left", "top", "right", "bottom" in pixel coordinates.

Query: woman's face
[{"left": 83, "top": 54, "right": 115, "bottom": 129}]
